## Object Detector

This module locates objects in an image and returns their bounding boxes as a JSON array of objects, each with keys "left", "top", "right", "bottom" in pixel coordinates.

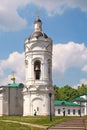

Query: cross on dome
[
  {"left": 11, "top": 71, "right": 16, "bottom": 84},
  {"left": 36, "top": 10, "right": 40, "bottom": 19}
]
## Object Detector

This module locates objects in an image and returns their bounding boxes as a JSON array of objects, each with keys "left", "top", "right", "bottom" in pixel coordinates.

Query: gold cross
[
  {"left": 12, "top": 71, "right": 15, "bottom": 76},
  {"left": 36, "top": 10, "right": 40, "bottom": 19}
]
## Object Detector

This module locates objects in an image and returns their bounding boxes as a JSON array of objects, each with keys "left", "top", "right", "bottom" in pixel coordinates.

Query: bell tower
[{"left": 23, "top": 17, "right": 54, "bottom": 116}]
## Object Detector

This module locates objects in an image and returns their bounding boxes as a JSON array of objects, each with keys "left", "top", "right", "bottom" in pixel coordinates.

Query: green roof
[
  {"left": 54, "top": 100, "right": 83, "bottom": 107},
  {"left": 6, "top": 83, "right": 24, "bottom": 88},
  {"left": 73, "top": 97, "right": 86, "bottom": 102},
  {"left": 83, "top": 92, "right": 87, "bottom": 95}
]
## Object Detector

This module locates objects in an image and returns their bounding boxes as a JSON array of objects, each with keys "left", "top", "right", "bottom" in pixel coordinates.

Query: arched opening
[
  {"left": 32, "top": 98, "right": 42, "bottom": 115},
  {"left": 34, "top": 60, "right": 41, "bottom": 80}
]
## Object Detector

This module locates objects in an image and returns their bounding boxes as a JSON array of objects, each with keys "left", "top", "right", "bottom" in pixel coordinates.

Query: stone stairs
[{"left": 48, "top": 118, "right": 86, "bottom": 130}]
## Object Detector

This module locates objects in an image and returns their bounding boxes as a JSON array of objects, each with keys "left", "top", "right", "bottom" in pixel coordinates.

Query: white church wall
[
  {"left": 9, "top": 88, "right": 16, "bottom": 115},
  {"left": 32, "top": 97, "right": 43, "bottom": 115},
  {"left": 30, "top": 92, "right": 47, "bottom": 115},
  {"left": 23, "top": 93, "right": 30, "bottom": 116},
  {"left": 3, "top": 88, "right": 9, "bottom": 115},
  {"left": 23, "top": 17, "right": 54, "bottom": 116},
  {"left": 55, "top": 106, "right": 85, "bottom": 116},
  {"left": 2, "top": 87, "right": 23, "bottom": 116}
]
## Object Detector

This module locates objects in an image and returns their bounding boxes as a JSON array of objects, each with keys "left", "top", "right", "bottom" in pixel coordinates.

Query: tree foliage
[
  {"left": 78, "top": 84, "right": 87, "bottom": 95},
  {"left": 54, "top": 84, "right": 87, "bottom": 101}
]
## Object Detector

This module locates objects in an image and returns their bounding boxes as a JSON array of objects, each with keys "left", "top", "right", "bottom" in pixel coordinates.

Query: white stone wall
[
  {"left": 9, "top": 88, "right": 23, "bottom": 116},
  {"left": 80, "top": 95, "right": 87, "bottom": 115},
  {"left": 23, "top": 92, "right": 30, "bottom": 116},
  {"left": 2, "top": 87, "right": 23, "bottom": 116},
  {"left": 23, "top": 86, "right": 54, "bottom": 116},
  {"left": 23, "top": 18, "right": 54, "bottom": 116},
  {"left": 25, "top": 38, "right": 52, "bottom": 87},
  {"left": 55, "top": 106, "right": 85, "bottom": 116}
]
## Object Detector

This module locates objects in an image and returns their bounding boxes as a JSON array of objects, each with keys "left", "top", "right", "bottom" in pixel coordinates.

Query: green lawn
[
  {"left": 0, "top": 116, "right": 71, "bottom": 125},
  {"left": 0, "top": 116, "right": 74, "bottom": 130},
  {"left": 0, "top": 121, "right": 43, "bottom": 130}
]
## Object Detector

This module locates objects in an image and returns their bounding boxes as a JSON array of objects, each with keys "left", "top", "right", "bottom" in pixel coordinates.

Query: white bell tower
[{"left": 23, "top": 17, "right": 54, "bottom": 116}]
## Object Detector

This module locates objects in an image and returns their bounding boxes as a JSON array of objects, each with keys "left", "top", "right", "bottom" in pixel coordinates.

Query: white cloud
[
  {"left": 53, "top": 42, "right": 87, "bottom": 86},
  {"left": 30, "top": 0, "right": 87, "bottom": 15},
  {"left": 0, "top": 52, "right": 25, "bottom": 85},
  {"left": 0, "top": 0, "right": 87, "bottom": 31},
  {"left": 0, "top": 0, "right": 29, "bottom": 31},
  {"left": 74, "top": 78, "right": 87, "bottom": 89},
  {"left": 53, "top": 42, "right": 87, "bottom": 73},
  {"left": 82, "top": 65, "right": 87, "bottom": 72},
  {"left": 0, "top": 42, "right": 87, "bottom": 86},
  {"left": 80, "top": 78, "right": 87, "bottom": 85}
]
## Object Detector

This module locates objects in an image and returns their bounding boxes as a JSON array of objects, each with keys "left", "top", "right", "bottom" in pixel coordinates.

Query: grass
[
  {"left": 0, "top": 116, "right": 76, "bottom": 130},
  {"left": 84, "top": 116, "right": 87, "bottom": 120},
  {"left": 0, "top": 121, "right": 43, "bottom": 130},
  {"left": 0, "top": 116, "right": 71, "bottom": 125}
]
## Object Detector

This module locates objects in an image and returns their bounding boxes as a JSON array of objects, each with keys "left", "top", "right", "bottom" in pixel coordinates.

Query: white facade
[
  {"left": 80, "top": 95, "right": 87, "bottom": 115},
  {"left": 55, "top": 106, "right": 84, "bottom": 116},
  {"left": 0, "top": 84, "right": 23, "bottom": 116},
  {"left": 23, "top": 18, "right": 54, "bottom": 116},
  {"left": 73, "top": 93, "right": 87, "bottom": 116}
]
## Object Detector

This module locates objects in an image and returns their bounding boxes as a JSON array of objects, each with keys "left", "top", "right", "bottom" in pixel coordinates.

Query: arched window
[{"left": 34, "top": 60, "right": 41, "bottom": 80}]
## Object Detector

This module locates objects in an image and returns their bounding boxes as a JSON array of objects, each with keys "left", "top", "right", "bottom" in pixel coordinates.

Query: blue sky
[{"left": 0, "top": 0, "right": 87, "bottom": 87}]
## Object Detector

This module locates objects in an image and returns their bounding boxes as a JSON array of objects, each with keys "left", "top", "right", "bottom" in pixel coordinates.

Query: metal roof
[
  {"left": 28, "top": 31, "right": 48, "bottom": 40},
  {"left": 73, "top": 97, "right": 86, "bottom": 102},
  {"left": 6, "top": 83, "right": 24, "bottom": 88},
  {"left": 54, "top": 100, "right": 83, "bottom": 107}
]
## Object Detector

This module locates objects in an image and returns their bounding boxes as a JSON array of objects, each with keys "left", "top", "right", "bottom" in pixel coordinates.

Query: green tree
[
  {"left": 78, "top": 84, "right": 87, "bottom": 95},
  {"left": 54, "top": 85, "right": 60, "bottom": 100},
  {"left": 54, "top": 85, "right": 79, "bottom": 101}
]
